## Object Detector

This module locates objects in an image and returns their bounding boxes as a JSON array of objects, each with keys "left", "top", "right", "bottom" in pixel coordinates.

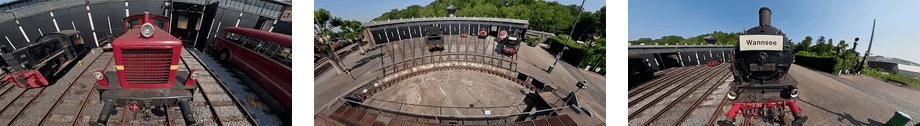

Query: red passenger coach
[
  {"left": 93, "top": 12, "right": 200, "bottom": 125},
  {"left": 210, "top": 27, "right": 292, "bottom": 108}
]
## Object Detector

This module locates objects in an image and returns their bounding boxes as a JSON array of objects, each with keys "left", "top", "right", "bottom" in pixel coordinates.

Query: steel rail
[
  {"left": 340, "top": 98, "right": 567, "bottom": 119},
  {"left": 628, "top": 65, "right": 722, "bottom": 119},
  {"left": 640, "top": 65, "right": 729, "bottom": 126},
  {"left": 6, "top": 50, "right": 107, "bottom": 126},
  {"left": 182, "top": 48, "right": 258, "bottom": 125}
]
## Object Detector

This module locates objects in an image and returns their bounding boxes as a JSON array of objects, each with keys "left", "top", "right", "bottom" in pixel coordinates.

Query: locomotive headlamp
[
  {"left": 190, "top": 71, "right": 200, "bottom": 80},
  {"left": 94, "top": 70, "right": 109, "bottom": 87},
  {"left": 727, "top": 91, "right": 737, "bottom": 100},
  {"left": 790, "top": 89, "right": 799, "bottom": 97},
  {"left": 94, "top": 71, "right": 104, "bottom": 80},
  {"left": 140, "top": 23, "right": 155, "bottom": 38},
  {"left": 185, "top": 70, "right": 200, "bottom": 86}
]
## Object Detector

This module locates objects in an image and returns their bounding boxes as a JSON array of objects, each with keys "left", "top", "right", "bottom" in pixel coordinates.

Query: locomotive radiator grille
[{"left": 121, "top": 49, "right": 173, "bottom": 84}]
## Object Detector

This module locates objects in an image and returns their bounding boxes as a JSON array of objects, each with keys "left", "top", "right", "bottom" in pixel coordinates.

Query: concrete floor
[
  {"left": 515, "top": 43, "right": 607, "bottom": 119},
  {"left": 365, "top": 70, "right": 528, "bottom": 116},
  {"left": 313, "top": 36, "right": 606, "bottom": 122}
]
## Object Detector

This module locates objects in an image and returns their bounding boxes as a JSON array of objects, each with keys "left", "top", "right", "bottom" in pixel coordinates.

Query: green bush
[
  {"left": 547, "top": 35, "right": 587, "bottom": 62},
  {"left": 794, "top": 51, "right": 860, "bottom": 73},
  {"left": 862, "top": 68, "right": 920, "bottom": 88},
  {"left": 546, "top": 35, "right": 605, "bottom": 73},
  {"left": 834, "top": 53, "right": 859, "bottom": 73},
  {"left": 525, "top": 37, "right": 542, "bottom": 43},
  {"left": 794, "top": 51, "right": 837, "bottom": 73}
]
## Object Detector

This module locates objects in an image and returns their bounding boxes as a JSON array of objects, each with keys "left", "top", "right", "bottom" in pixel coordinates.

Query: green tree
[
  {"left": 838, "top": 40, "right": 849, "bottom": 51},
  {"left": 373, "top": 0, "right": 583, "bottom": 33},
  {"left": 338, "top": 20, "right": 367, "bottom": 54},
  {"left": 567, "top": 4, "right": 582, "bottom": 16},
  {"left": 652, "top": 35, "right": 684, "bottom": 45},
  {"left": 824, "top": 38, "right": 834, "bottom": 54},
  {"left": 315, "top": 9, "right": 348, "bottom": 75},
  {"left": 404, "top": 5, "right": 423, "bottom": 18},
  {"left": 595, "top": 37, "right": 606, "bottom": 47},
  {"left": 796, "top": 36, "right": 813, "bottom": 52},
  {"left": 471, "top": 3, "right": 500, "bottom": 17},
  {"left": 594, "top": 6, "right": 605, "bottom": 37},
  {"left": 632, "top": 38, "right": 652, "bottom": 45}
]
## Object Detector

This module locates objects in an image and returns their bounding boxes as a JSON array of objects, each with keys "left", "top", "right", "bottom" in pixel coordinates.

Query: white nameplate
[{"left": 739, "top": 35, "right": 783, "bottom": 51}]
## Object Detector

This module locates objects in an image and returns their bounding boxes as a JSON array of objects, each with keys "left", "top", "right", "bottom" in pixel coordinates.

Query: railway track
[
  {"left": 642, "top": 67, "right": 730, "bottom": 126},
  {"left": 39, "top": 51, "right": 114, "bottom": 126},
  {"left": 627, "top": 64, "right": 734, "bottom": 125},
  {"left": 315, "top": 57, "right": 329, "bottom": 68},
  {"left": 628, "top": 66, "right": 698, "bottom": 98},
  {"left": 627, "top": 65, "right": 722, "bottom": 119},
  {"left": 707, "top": 82, "right": 735, "bottom": 126},
  {"left": 673, "top": 71, "right": 731, "bottom": 126},
  {"left": 627, "top": 65, "right": 721, "bottom": 108},
  {"left": 315, "top": 63, "right": 333, "bottom": 79},
  {"left": 0, "top": 49, "right": 109, "bottom": 126},
  {"left": 178, "top": 48, "right": 257, "bottom": 125}
]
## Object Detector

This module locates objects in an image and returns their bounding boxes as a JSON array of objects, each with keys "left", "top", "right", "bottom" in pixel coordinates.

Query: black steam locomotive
[
  {"left": 0, "top": 30, "right": 89, "bottom": 88},
  {"left": 426, "top": 24, "right": 445, "bottom": 51},
  {"left": 718, "top": 7, "right": 807, "bottom": 126}
]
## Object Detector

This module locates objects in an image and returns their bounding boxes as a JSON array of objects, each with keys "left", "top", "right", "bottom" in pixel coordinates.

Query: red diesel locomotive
[{"left": 93, "top": 12, "right": 200, "bottom": 125}]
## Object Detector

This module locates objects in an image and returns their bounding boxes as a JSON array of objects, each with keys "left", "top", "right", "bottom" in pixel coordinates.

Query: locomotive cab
[{"left": 92, "top": 12, "right": 199, "bottom": 126}]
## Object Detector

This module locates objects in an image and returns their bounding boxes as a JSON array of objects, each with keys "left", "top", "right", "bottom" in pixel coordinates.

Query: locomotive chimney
[
  {"left": 759, "top": 7, "right": 772, "bottom": 26},
  {"left": 446, "top": 5, "right": 457, "bottom": 17}
]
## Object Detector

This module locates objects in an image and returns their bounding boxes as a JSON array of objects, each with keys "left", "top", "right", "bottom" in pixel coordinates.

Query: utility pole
[
  {"left": 858, "top": 19, "right": 876, "bottom": 74},
  {"left": 548, "top": 0, "right": 585, "bottom": 73}
]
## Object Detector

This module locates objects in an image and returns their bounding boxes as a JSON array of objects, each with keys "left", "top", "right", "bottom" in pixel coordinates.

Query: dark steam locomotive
[
  {"left": 0, "top": 30, "right": 89, "bottom": 88},
  {"left": 718, "top": 7, "right": 807, "bottom": 126},
  {"left": 426, "top": 24, "right": 445, "bottom": 51}
]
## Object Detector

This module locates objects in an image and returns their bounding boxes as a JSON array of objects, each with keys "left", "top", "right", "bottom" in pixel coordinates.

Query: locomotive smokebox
[{"left": 759, "top": 7, "right": 772, "bottom": 26}]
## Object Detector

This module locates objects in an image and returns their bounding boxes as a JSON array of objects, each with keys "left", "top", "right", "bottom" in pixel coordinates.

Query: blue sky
[
  {"left": 314, "top": 0, "right": 606, "bottom": 23},
  {"left": 630, "top": 0, "right": 920, "bottom": 64}
]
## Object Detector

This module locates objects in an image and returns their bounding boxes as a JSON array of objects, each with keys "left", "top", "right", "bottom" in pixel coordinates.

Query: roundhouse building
[{"left": 0, "top": 0, "right": 290, "bottom": 52}]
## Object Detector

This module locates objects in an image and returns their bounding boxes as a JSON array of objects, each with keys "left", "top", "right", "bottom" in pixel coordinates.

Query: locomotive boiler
[
  {"left": 0, "top": 30, "right": 89, "bottom": 88},
  {"left": 92, "top": 12, "right": 200, "bottom": 125},
  {"left": 718, "top": 7, "right": 808, "bottom": 126}
]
